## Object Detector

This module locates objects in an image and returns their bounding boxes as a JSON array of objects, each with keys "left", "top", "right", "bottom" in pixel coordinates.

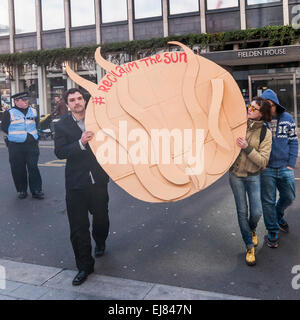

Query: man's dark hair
[
  {"left": 253, "top": 96, "right": 272, "bottom": 122},
  {"left": 63, "top": 88, "right": 85, "bottom": 104}
]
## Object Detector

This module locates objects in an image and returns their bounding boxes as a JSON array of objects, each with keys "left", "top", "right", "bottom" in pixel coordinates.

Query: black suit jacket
[{"left": 54, "top": 114, "right": 109, "bottom": 190}]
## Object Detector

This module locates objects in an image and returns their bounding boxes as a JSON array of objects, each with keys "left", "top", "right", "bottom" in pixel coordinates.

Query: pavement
[
  {"left": 0, "top": 258, "right": 253, "bottom": 300},
  {"left": 0, "top": 133, "right": 256, "bottom": 301},
  {"left": 0, "top": 131, "right": 300, "bottom": 301}
]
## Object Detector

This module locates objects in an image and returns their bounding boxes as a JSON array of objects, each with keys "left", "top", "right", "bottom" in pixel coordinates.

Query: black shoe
[
  {"left": 32, "top": 191, "right": 44, "bottom": 199},
  {"left": 18, "top": 192, "right": 28, "bottom": 199},
  {"left": 72, "top": 269, "right": 94, "bottom": 286},
  {"left": 95, "top": 243, "right": 106, "bottom": 257},
  {"left": 279, "top": 221, "right": 289, "bottom": 233}
]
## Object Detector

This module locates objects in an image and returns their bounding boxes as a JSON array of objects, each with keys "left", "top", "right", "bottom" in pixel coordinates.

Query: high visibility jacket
[{"left": 8, "top": 107, "right": 38, "bottom": 143}]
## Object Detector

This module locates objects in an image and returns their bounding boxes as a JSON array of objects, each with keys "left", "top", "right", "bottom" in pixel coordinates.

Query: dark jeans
[
  {"left": 8, "top": 141, "right": 42, "bottom": 193},
  {"left": 66, "top": 184, "right": 109, "bottom": 272},
  {"left": 229, "top": 172, "right": 263, "bottom": 249},
  {"left": 261, "top": 167, "right": 295, "bottom": 233}
]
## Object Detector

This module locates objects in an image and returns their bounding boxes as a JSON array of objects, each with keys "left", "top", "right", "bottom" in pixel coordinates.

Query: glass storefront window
[
  {"left": 169, "top": 0, "right": 199, "bottom": 15},
  {"left": 134, "top": 0, "right": 162, "bottom": 19},
  {"left": 0, "top": 65, "right": 11, "bottom": 117},
  {"left": 70, "top": 0, "right": 95, "bottom": 27},
  {"left": 247, "top": 0, "right": 281, "bottom": 5},
  {"left": 18, "top": 65, "right": 39, "bottom": 110},
  {"left": 14, "top": 0, "right": 36, "bottom": 34},
  {"left": 0, "top": 0, "right": 9, "bottom": 36},
  {"left": 46, "top": 65, "right": 67, "bottom": 114},
  {"left": 206, "top": 0, "right": 239, "bottom": 10},
  {"left": 42, "top": 0, "right": 65, "bottom": 30},
  {"left": 101, "top": 0, "right": 127, "bottom": 23},
  {"left": 76, "top": 61, "right": 97, "bottom": 100}
]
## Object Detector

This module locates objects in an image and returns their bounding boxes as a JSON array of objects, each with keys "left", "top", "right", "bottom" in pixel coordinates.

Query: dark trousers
[
  {"left": 66, "top": 184, "right": 109, "bottom": 272},
  {"left": 8, "top": 141, "right": 42, "bottom": 193}
]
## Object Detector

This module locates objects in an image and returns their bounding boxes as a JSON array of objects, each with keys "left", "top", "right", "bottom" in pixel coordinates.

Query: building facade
[{"left": 0, "top": 0, "right": 299, "bottom": 124}]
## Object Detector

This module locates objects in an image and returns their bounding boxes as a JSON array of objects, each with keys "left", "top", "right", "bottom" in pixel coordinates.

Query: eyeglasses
[{"left": 248, "top": 104, "right": 260, "bottom": 112}]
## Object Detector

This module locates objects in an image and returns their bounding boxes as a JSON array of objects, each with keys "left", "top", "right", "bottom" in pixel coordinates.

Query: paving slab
[
  {"left": 43, "top": 270, "right": 154, "bottom": 300},
  {"left": 144, "top": 284, "right": 253, "bottom": 300},
  {"left": 0, "top": 280, "right": 23, "bottom": 295},
  {"left": 0, "top": 259, "right": 63, "bottom": 286},
  {"left": 5, "top": 283, "right": 49, "bottom": 300},
  {"left": 0, "top": 294, "right": 20, "bottom": 300},
  {"left": 38, "top": 288, "right": 81, "bottom": 300}
]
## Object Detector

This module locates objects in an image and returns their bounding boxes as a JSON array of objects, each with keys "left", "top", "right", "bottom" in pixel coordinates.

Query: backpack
[{"left": 260, "top": 125, "right": 267, "bottom": 144}]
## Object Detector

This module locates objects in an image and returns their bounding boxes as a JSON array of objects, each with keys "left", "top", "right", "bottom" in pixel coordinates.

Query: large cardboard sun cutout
[{"left": 66, "top": 41, "right": 247, "bottom": 203}]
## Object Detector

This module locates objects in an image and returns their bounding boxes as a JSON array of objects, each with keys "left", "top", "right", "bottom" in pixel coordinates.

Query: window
[
  {"left": 169, "top": 0, "right": 199, "bottom": 15},
  {"left": 41, "top": 0, "right": 65, "bottom": 30},
  {"left": 0, "top": 0, "right": 9, "bottom": 36},
  {"left": 206, "top": 0, "right": 239, "bottom": 10},
  {"left": 101, "top": 0, "right": 127, "bottom": 23},
  {"left": 134, "top": 0, "right": 162, "bottom": 19},
  {"left": 70, "top": 0, "right": 95, "bottom": 27},
  {"left": 247, "top": 0, "right": 280, "bottom": 5},
  {"left": 14, "top": 0, "right": 36, "bottom": 34}
]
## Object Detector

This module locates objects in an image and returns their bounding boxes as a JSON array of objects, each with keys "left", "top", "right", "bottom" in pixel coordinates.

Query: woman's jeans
[
  {"left": 260, "top": 167, "right": 295, "bottom": 234},
  {"left": 229, "top": 172, "right": 263, "bottom": 249}
]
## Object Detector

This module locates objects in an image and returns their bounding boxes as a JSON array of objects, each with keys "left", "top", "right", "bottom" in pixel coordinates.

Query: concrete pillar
[
  {"left": 37, "top": 66, "right": 48, "bottom": 115},
  {"left": 240, "top": 0, "right": 246, "bottom": 30},
  {"left": 200, "top": 0, "right": 206, "bottom": 33},
  {"left": 64, "top": 0, "right": 71, "bottom": 48},
  {"left": 127, "top": 0, "right": 134, "bottom": 41},
  {"left": 95, "top": 0, "right": 101, "bottom": 44},
  {"left": 162, "top": 0, "right": 169, "bottom": 37},
  {"left": 94, "top": 0, "right": 104, "bottom": 81},
  {"left": 35, "top": 0, "right": 42, "bottom": 50},
  {"left": 8, "top": 0, "right": 15, "bottom": 53},
  {"left": 283, "top": 0, "right": 289, "bottom": 25}
]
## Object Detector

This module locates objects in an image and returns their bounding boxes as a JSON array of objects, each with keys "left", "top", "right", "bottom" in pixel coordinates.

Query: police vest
[{"left": 8, "top": 107, "right": 38, "bottom": 143}]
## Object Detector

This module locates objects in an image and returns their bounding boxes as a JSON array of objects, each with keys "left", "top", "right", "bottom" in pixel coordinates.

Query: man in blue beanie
[{"left": 260, "top": 89, "right": 298, "bottom": 248}]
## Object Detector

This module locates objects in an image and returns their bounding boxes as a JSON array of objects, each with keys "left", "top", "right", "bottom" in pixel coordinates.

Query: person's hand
[
  {"left": 287, "top": 166, "right": 294, "bottom": 171},
  {"left": 236, "top": 137, "right": 248, "bottom": 149},
  {"left": 80, "top": 131, "right": 94, "bottom": 146}
]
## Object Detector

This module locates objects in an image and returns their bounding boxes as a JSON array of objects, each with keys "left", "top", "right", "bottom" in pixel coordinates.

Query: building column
[
  {"left": 240, "top": 0, "right": 246, "bottom": 30},
  {"left": 64, "top": 0, "right": 71, "bottom": 48},
  {"left": 200, "top": 0, "right": 206, "bottom": 34},
  {"left": 162, "top": 0, "right": 169, "bottom": 37},
  {"left": 8, "top": 0, "right": 17, "bottom": 96},
  {"left": 35, "top": 0, "right": 47, "bottom": 115},
  {"left": 37, "top": 66, "right": 48, "bottom": 115},
  {"left": 64, "top": 0, "right": 74, "bottom": 88},
  {"left": 128, "top": 0, "right": 134, "bottom": 41},
  {"left": 283, "top": 0, "right": 289, "bottom": 25},
  {"left": 8, "top": 0, "right": 15, "bottom": 53},
  {"left": 95, "top": 0, "right": 104, "bottom": 80},
  {"left": 35, "top": 0, "right": 42, "bottom": 49}
]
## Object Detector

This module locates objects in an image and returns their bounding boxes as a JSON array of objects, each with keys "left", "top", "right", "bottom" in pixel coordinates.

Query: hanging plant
[{"left": 0, "top": 25, "right": 298, "bottom": 67}]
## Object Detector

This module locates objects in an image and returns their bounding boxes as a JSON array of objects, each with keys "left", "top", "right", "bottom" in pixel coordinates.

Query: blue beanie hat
[{"left": 261, "top": 89, "right": 285, "bottom": 113}]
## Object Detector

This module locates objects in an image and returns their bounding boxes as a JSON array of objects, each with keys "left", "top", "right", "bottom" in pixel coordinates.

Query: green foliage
[{"left": 0, "top": 25, "right": 299, "bottom": 67}]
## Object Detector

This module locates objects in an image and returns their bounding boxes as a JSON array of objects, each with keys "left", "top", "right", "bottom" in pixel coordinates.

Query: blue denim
[
  {"left": 229, "top": 172, "right": 263, "bottom": 249},
  {"left": 261, "top": 167, "right": 295, "bottom": 233}
]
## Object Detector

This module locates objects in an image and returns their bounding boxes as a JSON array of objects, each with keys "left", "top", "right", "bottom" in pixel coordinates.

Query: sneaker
[
  {"left": 267, "top": 232, "right": 279, "bottom": 248},
  {"left": 279, "top": 221, "right": 289, "bottom": 233},
  {"left": 245, "top": 247, "right": 256, "bottom": 266},
  {"left": 251, "top": 230, "right": 258, "bottom": 247}
]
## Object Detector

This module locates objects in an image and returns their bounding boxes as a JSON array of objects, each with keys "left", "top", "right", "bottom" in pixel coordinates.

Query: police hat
[{"left": 11, "top": 91, "right": 29, "bottom": 100}]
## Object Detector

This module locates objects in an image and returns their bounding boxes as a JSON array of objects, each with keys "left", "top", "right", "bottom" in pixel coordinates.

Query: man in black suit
[{"left": 54, "top": 88, "right": 109, "bottom": 286}]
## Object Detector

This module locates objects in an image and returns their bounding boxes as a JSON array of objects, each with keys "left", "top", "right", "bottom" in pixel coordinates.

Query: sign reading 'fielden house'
[{"left": 237, "top": 48, "right": 287, "bottom": 58}]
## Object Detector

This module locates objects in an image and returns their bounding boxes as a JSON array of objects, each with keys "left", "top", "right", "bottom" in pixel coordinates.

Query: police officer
[{"left": 1, "top": 92, "right": 44, "bottom": 199}]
